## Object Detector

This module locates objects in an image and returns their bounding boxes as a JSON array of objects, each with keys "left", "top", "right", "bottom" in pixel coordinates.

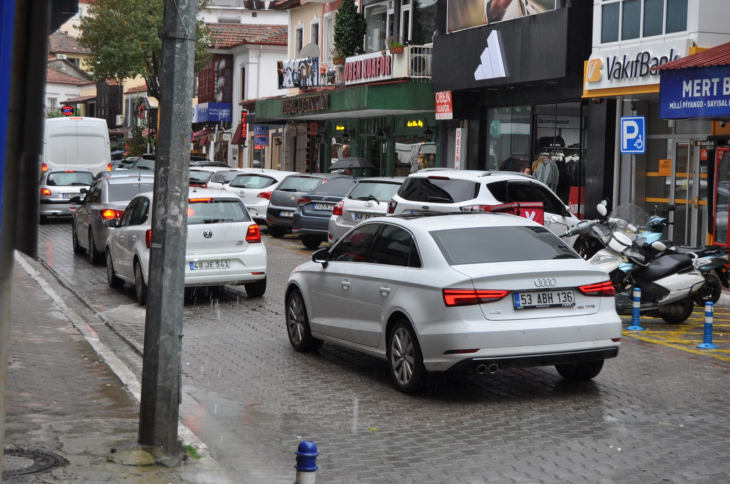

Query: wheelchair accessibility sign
[{"left": 620, "top": 116, "right": 646, "bottom": 154}]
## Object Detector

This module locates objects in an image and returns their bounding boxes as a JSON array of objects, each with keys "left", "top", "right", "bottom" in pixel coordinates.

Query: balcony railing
[{"left": 406, "top": 45, "right": 433, "bottom": 80}]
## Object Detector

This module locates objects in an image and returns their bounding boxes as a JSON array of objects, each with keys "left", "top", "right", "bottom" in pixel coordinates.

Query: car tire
[
  {"left": 88, "top": 230, "right": 103, "bottom": 265},
  {"left": 661, "top": 298, "right": 694, "bottom": 324},
  {"left": 244, "top": 277, "right": 267, "bottom": 298},
  {"left": 106, "top": 250, "right": 124, "bottom": 288},
  {"left": 134, "top": 260, "right": 148, "bottom": 306},
  {"left": 388, "top": 320, "right": 426, "bottom": 394},
  {"left": 268, "top": 225, "right": 286, "bottom": 238},
  {"left": 72, "top": 223, "right": 85, "bottom": 254},
  {"left": 301, "top": 234, "right": 322, "bottom": 250},
  {"left": 693, "top": 274, "right": 722, "bottom": 306},
  {"left": 285, "top": 289, "right": 323, "bottom": 352},
  {"left": 555, "top": 359, "right": 604, "bottom": 381}
]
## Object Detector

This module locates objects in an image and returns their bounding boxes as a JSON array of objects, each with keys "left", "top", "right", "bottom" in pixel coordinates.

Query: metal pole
[{"left": 138, "top": 0, "right": 196, "bottom": 453}]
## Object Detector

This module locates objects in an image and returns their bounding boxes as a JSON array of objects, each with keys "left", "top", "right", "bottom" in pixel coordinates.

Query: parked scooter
[{"left": 565, "top": 203, "right": 705, "bottom": 324}]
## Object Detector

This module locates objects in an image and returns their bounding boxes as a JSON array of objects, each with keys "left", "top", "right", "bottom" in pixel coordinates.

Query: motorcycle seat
[
  {"left": 670, "top": 246, "right": 724, "bottom": 257},
  {"left": 633, "top": 254, "right": 694, "bottom": 281}
]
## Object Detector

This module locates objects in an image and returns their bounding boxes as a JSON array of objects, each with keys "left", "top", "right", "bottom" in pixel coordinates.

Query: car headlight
[{"left": 590, "top": 254, "right": 622, "bottom": 264}]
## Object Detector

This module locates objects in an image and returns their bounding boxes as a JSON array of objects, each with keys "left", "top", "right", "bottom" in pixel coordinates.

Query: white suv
[{"left": 387, "top": 170, "right": 581, "bottom": 246}]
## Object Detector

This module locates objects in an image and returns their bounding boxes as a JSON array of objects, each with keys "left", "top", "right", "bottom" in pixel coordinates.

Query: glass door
[{"left": 670, "top": 141, "right": 705, "bottom": 246}]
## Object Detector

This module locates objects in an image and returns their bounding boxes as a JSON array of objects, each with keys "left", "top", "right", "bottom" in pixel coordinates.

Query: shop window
[
  {"left": 485, "top": 106, "right": 532, "bottom": 173},
  {"left": 601, "top": 0, "right": 687, "bottom": 44},
  {"left": 295, "top": 25, "right": 303, "bottom": 57}
]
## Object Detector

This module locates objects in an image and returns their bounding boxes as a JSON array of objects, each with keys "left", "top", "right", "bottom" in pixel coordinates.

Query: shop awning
[
  {"left": 654, "top": 42, "right": 730, "bottom": 71},
  {"left": 192, "top": 127, "right": 213, "bottom": 140},
  {"left": 64, "top": 95, "right": 97, "bottom": 104},
  {"left": 230, "top": 123, "right": 245, "bottom": 145},
  {"left": 198, "top": 136, "right": 210, "bottom": 147}
]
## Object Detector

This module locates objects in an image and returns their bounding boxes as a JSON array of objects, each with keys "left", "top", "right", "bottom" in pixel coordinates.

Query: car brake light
[
  {"left": 460, "top": 205, "right": 491, "bottom": 212},
  {"left": 298, "top": 198, "right": 311, "bottom": 205},
  {"left": 41, "top": 163, "right": 48, "bottom": 172},
  {"left": 107, "top": 163, "right": 112, "bottom": 171},
  {"left": 246, "top": 224, "right": 261, "bottom": 243},
  {"left": 40, "top": 188, "right": 52, "bottom": 195},
  {"left": 189, "top": 198, "right": 212, "bottom": 203},
  {"left": 146, "top": 229, "right": 152, "bottom": 249},
  {"left": 333, "top": 200, "right": 344, "bottom": 216},
  {"left": 443, "top": 289, "right": 510, "bottom": 307},
  {"left": 578, "top": 281, "right": 615, "bottom": 297},
  {"left": 64, "top": 170, "right": 75, "bottom": 173},
  {"left": 257, "top": 191, "right": 272, "bottom": 200},
  {"left": 387, "top": 199, "right": 397, "bottom": 214},
  {"left": 100, "top": 209, "right": 124, "bottom": 221}
]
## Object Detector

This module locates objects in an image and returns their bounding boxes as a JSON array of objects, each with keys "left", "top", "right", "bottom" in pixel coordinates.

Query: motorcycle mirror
[
  {"left": 550, "top": 216, "right": 559, "bottom": 224},
  {"left": 667, "top": 204, "right": 676, "bottom": 212},
  {"left": 652, "top": 241, "right": 668, "bottom": 252},
  {"left": 597, "top": 204, "right": 608, "bottom": 216}
]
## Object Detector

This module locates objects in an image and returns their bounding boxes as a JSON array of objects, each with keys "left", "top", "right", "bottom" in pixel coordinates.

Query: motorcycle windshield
[{"left": 607, "top": 204, "right": 651, "bottom": 242}]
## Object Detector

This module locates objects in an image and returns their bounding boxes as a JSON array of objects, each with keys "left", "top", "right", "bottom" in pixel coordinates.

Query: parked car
[
  {"left": 328, "top": 177, "right": 405, "bottom": 244},
  {"left": 116, "top": 157, "right": 139, "bottom": 170},
  {"left": 123, "top": 154, "right": 214, "bottom": 172},
  {"left": 227, "top": 170, "right": 297, "bottom": 225},
  {"left": 39, "top": 169, "right": 94, "bottom": 222},
  {"left": 207, "top": 169, "right": 247, "bottom": 190},
  {"left": 189, "top": 167, "right": 228, "bottom": 188},
  {"left": 71, "top": 175, "right": 155, "bottom": 265},
  {"left": 104, "top": 189, "right": 267, "bottom": 305},
  {"left": 293, "top": 177, "right": 358, "bottom": 249},
  {"left": 387, "top": 170, "right": 582, "bottom": 246},
  {"left": 267, "top": 174, "right": 344, "bottom": 238},
  {"left": 285, "top": 213, "right": 621, "bottom": 394}
]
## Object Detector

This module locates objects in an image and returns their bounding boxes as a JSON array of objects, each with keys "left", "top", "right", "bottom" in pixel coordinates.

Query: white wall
[
  {"left": 198, "top": 7, "right": 288, "bottom": 25},
  {"left": 45, "top": 83, "right": 83, "bottom": 113}
]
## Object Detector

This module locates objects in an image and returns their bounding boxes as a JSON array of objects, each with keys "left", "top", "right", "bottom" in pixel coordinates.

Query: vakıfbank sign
[{"left": 584, "top": 40, "right": 691, "bottom": 96}]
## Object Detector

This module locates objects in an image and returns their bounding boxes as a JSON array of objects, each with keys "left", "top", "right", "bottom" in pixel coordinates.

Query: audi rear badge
[{"left": 534, "top": 278, "right": 556, "bottom": 287}]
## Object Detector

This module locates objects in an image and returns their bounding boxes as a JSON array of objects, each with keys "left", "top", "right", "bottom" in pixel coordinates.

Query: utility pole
[{"left": 138, "top": 0, "right": 196, "bottom": 453}]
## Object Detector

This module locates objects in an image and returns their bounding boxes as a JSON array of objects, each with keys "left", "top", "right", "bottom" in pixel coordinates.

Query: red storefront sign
[{"left": 435, "top": 91, "right": 453, "bottom": 120}]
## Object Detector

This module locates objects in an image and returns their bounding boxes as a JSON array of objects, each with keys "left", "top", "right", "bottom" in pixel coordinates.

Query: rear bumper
[
  {"left": 449, "top": 347, "right": 619, "bottom": 372},
  {"left": 40, "top": 200, "right": 76, "bottom": 216},
  {"left": 183, "top": 248, "right": 267, "bottom": 287},
  {"left": 292, "top": 212, "right": 331, "bottom": 235},
  {"left": 328, "top": 216, "right": 355, "bottom": 244},
  {"left": 266, "top": 206, "right": 294, "bottom": 228}
]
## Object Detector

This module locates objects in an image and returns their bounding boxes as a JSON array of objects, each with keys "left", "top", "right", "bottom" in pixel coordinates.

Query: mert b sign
[{"left": 620, "top": 116, "right": 646, "bottom": 154}]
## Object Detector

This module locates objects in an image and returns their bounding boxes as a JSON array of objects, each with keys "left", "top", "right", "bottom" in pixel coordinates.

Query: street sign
[
  {"left": 61, "top": 105, "right": 74, "bottom": 116},
  {"left": 620, "top": 116, "right": 646, "bottom": 154},
  {"left": 454, "top": 128, "right": 463, "bottom": 170}
]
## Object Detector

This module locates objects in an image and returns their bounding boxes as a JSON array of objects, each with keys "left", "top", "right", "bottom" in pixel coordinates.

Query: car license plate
[
  {"left": 190, "top": 260, "right": 231, "bottom": 270},
  {"left": 280, "top": 211, "right": 294, "bottom": 218},
  {"left": 313, "top": 203, "right": 334, "bottom": 211},
  {"left": 513, "top": 290, "right": 575, "bottom": 309},
  {"left": 353, "top": 212, "right": 374, "bottom": 221}
]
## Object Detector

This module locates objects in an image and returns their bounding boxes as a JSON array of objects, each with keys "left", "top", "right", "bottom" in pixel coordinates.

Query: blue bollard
[
  {"left": 627, "top": 287, "right": 645, "bottom": 331},
  {"left": 294, "top": 441, "right": 318, "bottom": 484},
  {"left": 698, "top": 302, "right": 718, "bottom": 349}
]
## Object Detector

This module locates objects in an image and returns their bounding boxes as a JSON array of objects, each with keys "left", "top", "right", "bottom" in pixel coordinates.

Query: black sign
[
  {"left": 241, "top": 110, "right": 247, "bottom": 138},
  {"left": 282, "top": 94, "right": 330, "bottom": 115},
  {"left": 61, "top": 105, "right": 74, "bottom": 116}
]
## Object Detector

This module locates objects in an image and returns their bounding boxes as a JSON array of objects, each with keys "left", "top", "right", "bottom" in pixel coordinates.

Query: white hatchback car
[
  {"left": 286, "top": 213, "right": 621, "bottom": 394},
  {"left": 104, "top": 188, "right": 267, "bottom": 305},
  {"left": 388, "top": 170, "right": 582, "bottom": 246},
  {"left": 207, "top": 169, "right": 247, "bottom": 190},
  {"left": 227, "top": 169, "right": 297, "bottom": 225},
  {"left": 327, "top": 177, "right": 404, "bottom": 245}
]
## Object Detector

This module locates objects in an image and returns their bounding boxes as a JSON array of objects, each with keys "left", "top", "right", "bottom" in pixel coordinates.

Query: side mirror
[
  {"left": 667, "top": 204, "right": 676, "bottom": 212},
  {"left": 652, "top": 241, "right": 667, "bottom": 252},
  {"left": 69, "top": 196, "right": 83, "bottom": 204},
  {"left": 596, "top": 204, "right": 608, "bottom": 217},
  {"left": 104, "top": 218, "right": 119, "bottom": 228},
  {"left": 80, "top": 188, "right": 88, "bottom": 193},
  {"left": 312, "top": 247, "right": 330, "bottom": 268}
]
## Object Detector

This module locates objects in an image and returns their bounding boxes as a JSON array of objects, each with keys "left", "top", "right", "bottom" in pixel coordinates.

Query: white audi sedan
[
  {"left": 105, "top": 189, "right": 267, "bottom": 305},
  {"left": 285, "top": 213, "right": 621, "bottom": 394}
]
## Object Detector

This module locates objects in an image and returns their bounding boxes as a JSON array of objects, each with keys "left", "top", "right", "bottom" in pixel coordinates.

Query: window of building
[
  {"left": 310, "top": 18, "right": 319, "bottom": 47},
  {"left": 240, "top": 67, "right": 246, "bottom": 100},
  {"left": 323, "top": 13, "right": 334, "bottom": 62},
  {"left": 295, "top": 25, "right": 304, "bottom": 57},
  {"left": 485, "top": 106, "right": 532, "bottom": 172},
  {"left": 601, "top": 0, "right": 688, "bottom": 43},
  {"left": 48, "top": 98, "right": 58, "bottom": 112},
  {"left": 364, "top": 2, "right": 389, "bottom": 53}
]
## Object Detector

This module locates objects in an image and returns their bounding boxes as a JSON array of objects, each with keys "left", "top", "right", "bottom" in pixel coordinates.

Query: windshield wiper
[
  {"left": 427, "top": 196, "right": 453, "bottom": 203},
  {"left": 356, "top": 195, "right": 380, "bottom": 204}
]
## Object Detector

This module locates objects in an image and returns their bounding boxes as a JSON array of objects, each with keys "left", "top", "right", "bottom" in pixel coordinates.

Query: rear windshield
[
  {"left": 277, "top": 176, "right": 323, "bottom": 192},
  {"left": 229, "top": 174, "right": 277, "bottom": 189},
  {"left": 211, "top": 171, "right": 242, "bottom": 184},
  {"left": 431, "top": 226, "right": 580, "bottom": 265},
  {"left": 190, "top": 171, "right": 214, "bottom": 183},
  {"left": 398, "top": 177, "right": 480, "bottom": 203},
  {"left": 46, "top": 171, "right": 93, "bottom": 186},
  {"left": 311, "top": 178, "right": 357, "bottom": 196},
  {"left": 108, "top": 182, "right": 155, "bottom": 201},
  {"left": 187, "top": 199, "right": 251, "bottom": 224},
  {"left": 348, "top": 181, "right": 401, "bottom": 202},
  {"left": 133, "top": 158, "right": 155, "bottom": 171}
]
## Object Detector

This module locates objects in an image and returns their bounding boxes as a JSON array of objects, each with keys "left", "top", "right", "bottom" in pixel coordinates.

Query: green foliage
[
  {"left": 387, "top": 36, "right": 403, "bottom": 48},
  {"left": 183, "top": 445, "right": 201, "bottom": 460},
  {"left": 126, "top": 124, "right": 147, "bottom": 157},
  {"left": 334, "top": 0, "right": 367, "bottom": 58},
  {"left": 79, "top": 0, "right": 212, "bottom": 101},
  {"left": 46, "top": 110, "right": 64, "bottom": 118}
]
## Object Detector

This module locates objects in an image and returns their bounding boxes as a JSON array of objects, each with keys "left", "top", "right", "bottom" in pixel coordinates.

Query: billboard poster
[
  {"left": 253, "top": 125, "right": 269, "bottom": 147},
  {"left": 277, "top": 57, "right": 320, "bottom": 89},
  {"left": 448, "top": 0, "right": 556, "bottom": 33},
  {"left": 659, "top": 65, "right": 730, "bottom": 120}
]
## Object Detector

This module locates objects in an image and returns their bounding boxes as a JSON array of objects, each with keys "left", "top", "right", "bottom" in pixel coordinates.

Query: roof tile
[
  {"left": 46, "top": 67, "right": 94, "bottom": 86},
  {"left": 208, "top": 23, "right": 288, "bottom": 49},
  {"left": 49, "top": 31, "right": 91, "bottom": 55},
  {"left": 655, "top": 42, "right": 730, "bottom": 71}
]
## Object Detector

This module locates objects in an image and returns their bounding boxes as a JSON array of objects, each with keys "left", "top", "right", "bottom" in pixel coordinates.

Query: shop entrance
[{"left": 669, "top": 140, "right": 706, "bottom": 247}]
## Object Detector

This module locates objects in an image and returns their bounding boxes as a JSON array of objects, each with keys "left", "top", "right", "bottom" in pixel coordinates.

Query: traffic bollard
[
  {"left": 294, "top": 441, "right": 318, "bottom": 484},
  {"left": 627, "top": 287, "right": 644, "bottom": 331},
  {"left": 698, "top": 302, "right": 718, "bottom": 350}
]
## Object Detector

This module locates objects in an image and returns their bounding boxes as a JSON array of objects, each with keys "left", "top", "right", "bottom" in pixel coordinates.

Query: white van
[{"left": 44, "top": 117, "right": 111, "bottom": 176}]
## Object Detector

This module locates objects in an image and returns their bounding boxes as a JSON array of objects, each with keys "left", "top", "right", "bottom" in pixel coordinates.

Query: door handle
[
  {"left": 341, "top": 280, "right": 350, "bottom": 290},
  {"left": 379, "top": 286, "right": 391, "bottom": 296}
]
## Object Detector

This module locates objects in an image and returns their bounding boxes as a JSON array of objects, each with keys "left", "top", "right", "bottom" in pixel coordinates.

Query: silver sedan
[
  {"left": 39, "top": 169, "right": 94, "bottom": 222},
  {"left": 285, "top": 213, "right": 622, "bottom": 394}
]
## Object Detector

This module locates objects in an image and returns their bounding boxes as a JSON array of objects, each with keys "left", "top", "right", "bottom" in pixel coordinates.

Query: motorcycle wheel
[
  {"left": 693, "top": 274, "right": 722, "bottom": 306},
  {"left": 661, "top": 298, "right": 694, "bottom": 325}
]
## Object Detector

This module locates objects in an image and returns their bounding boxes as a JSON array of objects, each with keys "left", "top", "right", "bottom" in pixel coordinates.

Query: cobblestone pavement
[{"left": 36, "top": 219, "right": 730, "bottom": 483}]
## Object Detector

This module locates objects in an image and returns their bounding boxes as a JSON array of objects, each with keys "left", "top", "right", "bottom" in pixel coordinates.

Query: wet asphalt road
[{"left": 36, "top": 218, "right": 730, "bottom": 483}]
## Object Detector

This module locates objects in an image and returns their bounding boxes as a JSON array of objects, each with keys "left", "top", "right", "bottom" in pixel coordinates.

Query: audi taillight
[
  {"left": 100, "top": 209, "right": 124, "bottom": 221},
  {"left": 145, "top": 229, "right": 152, "bottom": 249},
  {"left": 387, "top": 199, "right": 397, "bottom": 214},
  {"left": 40, "top": 188, "right": 52, "bottom": 196},
  {"left": 443, "top": 289, "right": 510, "bottom": 307},
  {"left": 257, "top": 191, "right": 272, "bottom": 200},
  {"left": 578, "top": 280, "right": 615, "bottom": 297},
  {"left": 41, "top": 163, "right": 48, "bottom": 172},
  {"left": 298, "top": 197, "right": 311, "bottom": 205},
  {"left": 333, "top": 200, "right": 344, "bottom": 216},
  {"left": 107, "top": 163, "right": 112, "bottom": 171},
  {"left": 246, "top": 224, "right": 261, "bottom": 243}
]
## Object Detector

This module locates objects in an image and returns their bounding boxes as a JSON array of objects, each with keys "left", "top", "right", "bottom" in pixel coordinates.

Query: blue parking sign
[{"left": 620, "top": 116, "right": 646, "bottom": 154}]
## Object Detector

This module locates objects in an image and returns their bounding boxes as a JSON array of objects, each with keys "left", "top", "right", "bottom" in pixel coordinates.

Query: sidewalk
[{"left": 4, "top": 257, "right": 228, "bottom": 483}]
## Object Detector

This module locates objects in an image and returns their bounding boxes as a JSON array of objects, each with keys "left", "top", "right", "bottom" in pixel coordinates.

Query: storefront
[{"left": 433, "top": 1, "right": 608, "bottom": 219}]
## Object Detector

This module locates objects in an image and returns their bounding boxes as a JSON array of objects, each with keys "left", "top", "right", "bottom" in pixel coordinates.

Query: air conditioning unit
[
  {"left": 410, "top": 54, "right": 431, "bottom": 76},
  {"left": 56, "top": 54, "right": 67, "bottom": 60},
  {"left": 115, "top": 114, "right": 123, "bottom": 127},
  {"left": 218, "top": 15, "right": 241, "bottom": 24}
]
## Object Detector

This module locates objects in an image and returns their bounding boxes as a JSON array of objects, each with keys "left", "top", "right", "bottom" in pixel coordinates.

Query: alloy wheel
[
  {"left": 287, "top": 293, "right": 305, "bottom": 345},
  {"left": 390, "top": 327, "right": 415, "bottom": 386}
]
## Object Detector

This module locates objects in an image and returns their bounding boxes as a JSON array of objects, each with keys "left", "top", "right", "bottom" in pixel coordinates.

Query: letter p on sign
[{"left": 620, "top": 116, "right": 646, "bottom": 154}]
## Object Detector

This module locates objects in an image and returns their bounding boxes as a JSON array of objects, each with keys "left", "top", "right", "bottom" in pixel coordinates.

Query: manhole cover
[{"left": 3, "top": 447, "right": 65, "bottom": 479}]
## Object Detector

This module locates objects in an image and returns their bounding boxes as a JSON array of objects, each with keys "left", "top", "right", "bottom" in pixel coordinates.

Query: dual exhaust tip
[{"left": 476, "top": 363, "right": 499, "bottom": 375}]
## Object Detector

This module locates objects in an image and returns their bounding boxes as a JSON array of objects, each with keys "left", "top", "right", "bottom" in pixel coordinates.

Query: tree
[
  {"left": 334, "top": 0, "right": 367, "bottom": 58},
  {"left": 126, "top": 124, "right": 147, "bottom": 157},
  {"left": 78, "top": 0, "right": 212, "bottom": 101}
]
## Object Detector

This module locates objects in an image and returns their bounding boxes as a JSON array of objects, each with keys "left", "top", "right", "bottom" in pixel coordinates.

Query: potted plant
[
  {"left": 387, "top": 36, "right": 404, "bottom": 54},
  {"left": 331, "top": 48, "right": 345, "bottom": 65}
]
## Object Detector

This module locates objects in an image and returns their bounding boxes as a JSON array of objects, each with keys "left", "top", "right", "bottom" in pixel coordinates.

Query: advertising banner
[
  {"left": 277, "top": 57, "right": 320, "bottom": 89},
  {"left": 193, "top": 102, "right": 232, "bottom": 122},
  {"left": 659, "top": 65, "right": 730, "bottom": 120},
  {"left": 435, "top": 91, "right": 453, "bottom": 120},
  {"left": 253, "top": 125, "right": 269, "bottom": 147},
  {"left": 447, "top": 0, "right": 556, "bottom": 33},
  {"left": 344, "top": 51, "right": 393, "bottom": 86}
]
